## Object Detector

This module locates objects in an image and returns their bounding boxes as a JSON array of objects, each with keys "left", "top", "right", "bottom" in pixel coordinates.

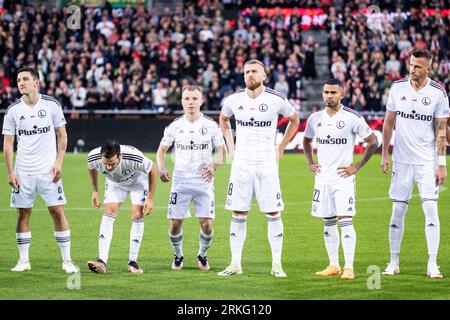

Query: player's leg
[
  {"left": 335, "top": 180, "right": 357, "bottom": 280},
  {"left": 312, "top": 184, "right": 341, "bottom": 276},
  {"left": 88, "top": 201, "right": 120, "bottom": 273},
  {"left": 384, "top": 162, "right": 413, "bottom": 275},
  {"left": 48, "top": 204, "right": 78, "bottom": 273},
  {"left": 10, "top": 174, "right": 35, "bottom": 272},
  {"left": 37, "top": 173, "right": 77, "bottom": 273},
  {"left": 127, "top": 205, "right": 145, "bottom": 273},
  {"left": 169, "top": 219, "right": 184, "bottom": 270},
  {"left": 167, "top": 181, "right": 191, "bottom": 270},
  {"left": 12, "top": 208, "right": 33, "bottom": 272},
  {"left": 193, "top": 184, "right": 215, "bottom": 271},
  {"left": 416, "top": 163, "right": 442, "bottom": 278},
  {"left": 254, "top": 162, "right": 286, "bottom": 277},
  {"left": 127, "top": 182, "right": 147, "bottom": 273},
  {"left": 219, "top": 164, "right": 253, "bottom": 276},
  {"left": 197, "top": 218, "right": 213, "bottom": 271}
]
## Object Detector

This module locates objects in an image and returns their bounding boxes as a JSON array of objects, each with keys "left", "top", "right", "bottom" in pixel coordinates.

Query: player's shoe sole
[
  {"left": 315, "top": 265, "right": 342, "bottom": 276},
  {"left": 63, "top": 261, "right": 79, "bottom": 273},
  {"left": 382, "top": 264, "right": 400, "bottom": 276},
  {"left": 218, "top": 265, "right": 242, "bottom": 276},
  {"left": 427, "top": 266, "right": 443, "bottom": 279},
  {"left": 11, "top": 261, "right": 31, "bottom": 272},
  {"left": 87, "top": 260, "right": 107, "bottom": 273},
  {"left": 341, "top": 268, "right": 355, "bottom": 280},
  {"left": 271, "top": 264, "right": 287, "bottom": 278}
]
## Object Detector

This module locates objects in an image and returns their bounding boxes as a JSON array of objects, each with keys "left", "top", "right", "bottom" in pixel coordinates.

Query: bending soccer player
[
  {"left": 87, "top": 140, "right": 157, "bottom": 273},
  {"left": 2, "top": 67, "right": 78, "bottom": 273},
  {"left": 157, "top": 85, "right": 225, "bottom": 271},
  {"left": 303, "top": 79, "right": 378, "bottom": 280},
  {"left": 381, "top": 48, "right": 449, "bottom": 279},
  {"left": 218, "top": 59, "right": 299, "bottom": 277}
]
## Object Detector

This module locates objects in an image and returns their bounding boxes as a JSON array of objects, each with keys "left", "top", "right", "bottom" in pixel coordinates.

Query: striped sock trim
[
  {"left": 393, "top": 200, "right": 409, "bottom": 205},
  {"left": 17, "top": 239, "right": 31, "bottom": 245},
  {"left": 339, "top": 219, "right": 353, "bottom": 228},
  {"left": 200, "top": 230, "right": 213, "bottom": 241},
  {"left": 422, "top": 198, "right": 438, "bottom": 203},
  {"left": 169, "top": 231, "right": 184, "bottom": 244},
  {"left": 323, "top": 218, "right": 338, "bottom": 226},
  {"left": 231, "top": 216, "right": 247, "bottom": 224},
  {"left": 132, "top": 218, "right": 145, "bottom": 223},
  {"left": 103, "top": 213, "right": 117, "bottom": 220},
  {"left": 265, "top": 214, "right": 281, "bottom": 222}
]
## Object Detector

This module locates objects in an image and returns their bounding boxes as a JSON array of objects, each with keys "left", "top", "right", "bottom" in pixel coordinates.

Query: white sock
[
  {"left": 389, "top": 201, "right": 408, "bottom": 265},
  {"left": 129, "top": 218, "right": 144, "bottom": 262},
  {"left": 422, "top": 200, "right": 440, "bottom": 267},
  {"left": 230, "top": 215, "right": 247, "bottom": 267},
  {"left": 169, "top": 230, "right": 184, "bottom": 258},
  {"left": 323, "top": 217, "right": 340, "bottom": 267},
  {"left": 266, "top": 213, "right": 283, "bottom": 266},
  {"left": 198, "top": 229, "right": 213, "bottom": 257},
  {"left": 339, "top": 218, "right": 356, "bottom": 269},
  {"left": 16, "top": 232, "right": 31, "bottom": 262},
  {"left": 99, "top": 213, "right": 116, "bottom": 264},
  {"left": 54, "top": 229, "right": 71, "bottom": 262}
]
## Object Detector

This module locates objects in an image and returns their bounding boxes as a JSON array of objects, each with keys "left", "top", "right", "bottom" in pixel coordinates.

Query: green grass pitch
[{"left": 0, "top": 153, "right": 449, "bottom": 300}]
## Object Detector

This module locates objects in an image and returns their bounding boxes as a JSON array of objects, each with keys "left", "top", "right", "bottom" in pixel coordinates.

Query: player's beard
[{"left": 246, "top": 80, "right": 263, "bottom": 91}]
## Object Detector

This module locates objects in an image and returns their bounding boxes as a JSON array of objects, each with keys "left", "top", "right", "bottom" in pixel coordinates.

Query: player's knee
[
  {"left": 200, "top": 219, "right": 213, "bottom": 234},
  {"left": 170, "top": 219, "right": 183, "bottom": 234}
]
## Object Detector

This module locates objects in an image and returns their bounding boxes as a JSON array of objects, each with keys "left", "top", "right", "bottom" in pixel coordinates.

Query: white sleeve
[
  {"left": 139, "top": 156, "right": 153, "bottom": 174},
  {"left": 303, "top": 117, "right": 315, "bottom": 139},
  {"left": 211, "top": 123, "right": 225, "bottom": 147},
  {"left": 434, "top": 91, "right": 450, "bottom": 119},
  {"left": 385, "top": 85, "right": 396, "bottom": 112},
  {"left": 279, "top": 98, "right": 295, "bottom": 118},
  {"left": 2, "top": 109, "right": 16, "bottom": 135},
  {"left": 221, "top": 96, "right": 234, "bottom": 117},
  {"left": 355, "top": 117, "right": 373, "bottom": 139},
  {"left": 52, "top": 102, "right": 67, "bottom": 128},
  {"left": 160, "top": 124, "right": 175, "bottom": 147},
  {"left": 87, "top": 149, "right": 101, "bottom": 170}
]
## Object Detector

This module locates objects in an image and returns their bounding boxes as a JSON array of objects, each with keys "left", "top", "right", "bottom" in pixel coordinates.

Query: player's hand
[
  {"left": 338, "top": 164, "right": 358, "bottom": 178},
  {"left": 202, "top": 165, "right": 215, "bottom": 183},
  {"left": 276, "top": 146, "right": 285, "bottom": 160},
  {"left": 8, "top": 172, "right": 20, "bottom": 189},
  {"left": 436, "top": 166, "right": 447, "bottom": 185},
  {"left": 308, "top": 163, "right": 321, "bottom": 175},
  {"left": 159, "top": 169, "right": 171, "bottom": 182},
  {"left": 91, "top": 191, "right": 101, "bottom": 208},
  {"left": 380, "top": 156, "right": 390, "bottom": 174},
  {"left": 51, "top": 162, "right": 62, "bottom": 182},
  {"left": 143, "top": 197, "right": 153, "bottom": 216}
]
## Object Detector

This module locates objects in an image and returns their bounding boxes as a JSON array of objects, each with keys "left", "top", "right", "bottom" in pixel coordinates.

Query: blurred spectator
[
  {"left": 152, "top": 81, "right": 168, "bottom": 113},
  {"left": 166, "top": 79, "right": 181, "bottom": 113},
  {"left": 70, "top": 80, "right": 87, "bottom": 109}
]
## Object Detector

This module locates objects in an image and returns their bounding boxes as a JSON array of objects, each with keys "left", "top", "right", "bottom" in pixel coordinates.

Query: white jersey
[
  {"left": 87, "top": 145, "right": 153, "bottom": 187},
  {"left": 160, "top": 113, "right": 224, "bottom": 182},
  {"left": 386, "top": 77, "right": 449, "bottom": 164},
  {"left": 2, "top": 94, "right": 66, "bottom": 175},
  {"left": 304, "top": 105, "right": 373, "bottom": 184},
  {"left": 221, "top": 86, "right": 296, "bottom": 165}
]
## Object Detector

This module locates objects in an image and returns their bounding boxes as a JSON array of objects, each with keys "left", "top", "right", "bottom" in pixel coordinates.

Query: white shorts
[
  {"left": 225, "top": 161, "right": 284, "bottom": 213},
  {"left": 311, "top": 178, "right": 356, "bottom": 218},
  {"left": 10, "top": 173, "right": 67, "bottom": 208},
  {"left": 389, "top": 162, "right": 438, "bottom": 201},
  {"left": 104, "top": 175, "right": 148, "bottom": 206},
  {"left": 167, "top": 180, "right": 215, "bottom": 219}
]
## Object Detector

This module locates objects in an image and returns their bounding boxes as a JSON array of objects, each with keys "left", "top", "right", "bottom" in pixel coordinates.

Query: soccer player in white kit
[
  {"left": 2, "top": 67, "right": 78, "bottom": 273},
  {"left": 86, "top": 140, "right": 157, "bottom": 273},
  {"left": 303, "top": 79, "right": 378, "bottom": 280},
  {"left": 218, "top": 60, "right": 300, "bottom": 277},
  {"left": 381, "top": 49, "right": 449, "bottom": 279},
  {"left": 157, "top": 85, "right": 225, "bottom": 271}
]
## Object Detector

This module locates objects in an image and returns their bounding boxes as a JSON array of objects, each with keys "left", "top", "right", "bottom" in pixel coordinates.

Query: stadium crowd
[
  {"left": 327, "top": 0, "right": 450, "bottom": 111},
  {"left": 0, "top": 0, "right": 449, "bottom": 112}
]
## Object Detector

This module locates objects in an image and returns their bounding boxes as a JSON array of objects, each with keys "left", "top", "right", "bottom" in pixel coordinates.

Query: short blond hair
[
  {"left": 243, "top": 59, "right": 265, "bottom": 68},
  {"left": 182, "top": 85, "right": 203, "bottom": 95}
]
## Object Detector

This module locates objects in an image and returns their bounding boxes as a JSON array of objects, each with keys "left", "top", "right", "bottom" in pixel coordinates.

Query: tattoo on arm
[
  {"left": 356, "top": 134, "right": 378, "bottom": 170},
  {"left": 435, "top": 118, "right": 447, "bottom": 156}
]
